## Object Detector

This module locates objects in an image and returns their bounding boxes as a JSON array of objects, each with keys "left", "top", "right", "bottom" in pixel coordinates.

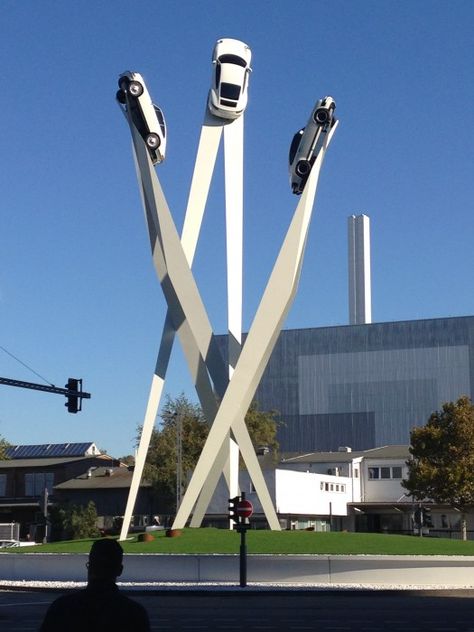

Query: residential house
[
  {"left": 54, "top": 464, "right": 157, "bottom": 532},
  {"left": 0, "top": 442, "right": 155, "bottom": 539}
]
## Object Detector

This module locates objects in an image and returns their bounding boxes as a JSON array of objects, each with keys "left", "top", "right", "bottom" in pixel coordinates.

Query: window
[
  {"left": 0, "top": 474, "right": 6, "bottom": 496},
  {"left": 25, "top": 472, "right": 54, "bottom": 496},
  {"left": 321, "top": 480, "right": 346, "bottom": 493},
  {"left": 392, "top": 466, "right": 402, "bottom": 479},
  {"left": 289, "top": 130, "right": 303, "bottom": 164},
  {"left": 218, "top": 54, "right": 247, "bottom": 67},
  {"left": 368, "top": 467, "right": 380, "bottom": 479},
  {"left": 220, "top": 82, "right": 241, "bottom": 100},
  {"left": 368, "top": 466, "right": 403, "bottom": 480}
]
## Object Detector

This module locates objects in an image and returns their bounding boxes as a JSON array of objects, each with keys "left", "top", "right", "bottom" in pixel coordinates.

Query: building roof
[
  {"left": 360, "top": 445, "right": 411, "bottom": 459},
  {"left": 54, "top": 466, "right": 151, "bottom": 490},
  {"left": 281, "top": 445, "right": 410, "bottom": 464},
  {"left": 5, "top": 442, "right": 99, "bottom": 459},
  {"left": 0, "top": 454, "right": 114, "bottom": 469}
]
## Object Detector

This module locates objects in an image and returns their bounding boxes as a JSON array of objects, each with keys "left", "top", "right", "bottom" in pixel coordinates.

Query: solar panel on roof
[{"left": 5, "top": 442, "right": 95, "bottom": 459}]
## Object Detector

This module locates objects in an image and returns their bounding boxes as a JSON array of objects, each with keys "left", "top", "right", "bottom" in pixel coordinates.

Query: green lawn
[{"left": 6, "top": 529, "right": 474, "bottom": 556}]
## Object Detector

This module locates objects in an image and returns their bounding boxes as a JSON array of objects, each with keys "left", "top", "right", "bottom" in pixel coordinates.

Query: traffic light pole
[
  {"left": 0, "top": 376, "right": 91, "bottom": 413},
  {"left": 229, "top": 492, "right": 253, "bottom": 587},
  {"left": 237, "top": 523, "right": 248, "bottom": 588}
]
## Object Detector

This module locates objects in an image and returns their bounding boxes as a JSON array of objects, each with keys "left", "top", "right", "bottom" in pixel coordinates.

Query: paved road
[{"left": 2, "top": 589, "right": 474, "bottom": 631}]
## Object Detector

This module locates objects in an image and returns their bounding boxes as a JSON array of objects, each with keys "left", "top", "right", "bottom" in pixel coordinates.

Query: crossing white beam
[{"left": 173, "top": 123, "right": 338, "bottom": 530}]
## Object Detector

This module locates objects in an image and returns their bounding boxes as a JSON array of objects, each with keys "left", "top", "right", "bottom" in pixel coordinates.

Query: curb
[{"left": 2, "top": 582, "right": 474, "bottom": 595}]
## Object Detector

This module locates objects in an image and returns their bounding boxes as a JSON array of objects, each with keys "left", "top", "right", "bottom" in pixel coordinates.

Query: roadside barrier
[{"left": 1, "top": 554, "right": 474, "bottom": 586}]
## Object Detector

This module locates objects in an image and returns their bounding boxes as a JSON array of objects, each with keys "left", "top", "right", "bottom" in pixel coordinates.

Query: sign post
[{"left": 228, "top": 492, "right": 253, "bottom": 587}]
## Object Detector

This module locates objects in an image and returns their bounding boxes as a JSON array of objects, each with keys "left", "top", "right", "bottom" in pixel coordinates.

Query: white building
[
  {"left": 204, "top": 446, "right": 404, "bottom": 529},
  {"left": 278, "top": 445, "right": 412, "bottom": 532},
  {"left": 203, "top": 445, "right": 466, "bottom": 535}
]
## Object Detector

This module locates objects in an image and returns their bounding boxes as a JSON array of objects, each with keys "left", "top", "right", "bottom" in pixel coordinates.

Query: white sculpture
[{"left": 118, "top": 44, "right": 338, "bottom": 540}]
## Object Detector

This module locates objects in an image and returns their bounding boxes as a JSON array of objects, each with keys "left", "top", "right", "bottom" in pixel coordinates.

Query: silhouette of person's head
[{"left": 87, "top": 539, "right": 123, "bottom": 582}]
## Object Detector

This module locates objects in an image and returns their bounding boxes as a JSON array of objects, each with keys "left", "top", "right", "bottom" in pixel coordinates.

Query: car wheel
[
  {"left": 146, "top": 133, "right": 161, "bottom": 149},
  {"left": 296, "top": 160, "right": 311, "bottom": 177},
  {"left": 118, "top": 77, "right": 129, "bottom": 91},
  {"left": 129, "top": 80, "right": 144, "bottom": 97},
  {"left": 116, "top": 89, "right": 126, "bottom": 104},
  {"left": 313, "top": 109, "right": 329, "bottom": 125}
]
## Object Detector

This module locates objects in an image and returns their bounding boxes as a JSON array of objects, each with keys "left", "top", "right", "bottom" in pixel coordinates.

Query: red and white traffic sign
[{"left": 236, "top": 498, "right": 253, "bottom": 519}]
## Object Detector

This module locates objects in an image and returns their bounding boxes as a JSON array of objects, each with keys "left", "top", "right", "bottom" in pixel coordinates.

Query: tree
[
  {"left": 0, "top": 435, "right": 10, "bottom": 460},
  {"left": 244, "top": 400, "right": 280, "bottom": 454},
  {"left": 119, "top": 454, "right": 135, "bottom": 467},
  {"left": 50, "top": 501, "right": 100, "bottom": 541},
  {"left": 141, "top": 394, "right": 281, "bottom": 511},
  {"left": 143, "top": 393, "right": 209, "bottom": 511},
  {"left": 402, "top": 396, "right": 474, "bottom": 540}
]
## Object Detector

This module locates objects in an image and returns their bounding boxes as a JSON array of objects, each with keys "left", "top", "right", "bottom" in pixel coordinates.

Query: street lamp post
[{"left": 175, "top": 412, "right": 183, "bottom": 513}]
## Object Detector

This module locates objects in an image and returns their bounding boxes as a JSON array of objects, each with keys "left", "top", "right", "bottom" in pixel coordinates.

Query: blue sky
[{"left": 0, "top": 0, "right": 472, "bottom": 457}]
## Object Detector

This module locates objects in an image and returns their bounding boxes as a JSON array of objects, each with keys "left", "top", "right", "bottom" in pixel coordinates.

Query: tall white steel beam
[
  {"left": 128, "top": 119, "right": 280, "bottom": 530},
  {"left": 190, "top": 116, "right": 244, "bottom": 528},
  {"left": 224, "top": 115, "right": 244, "bottom": 375},
  {"left": 348, "top": 214, "right": 372, "bottom": 325},
  {"left": 173, "top": 122, "right": 338, "bottom": 530},
  {"left": 119, "top": 78, "right": 338, "bottom": 534},
  {"left": 119, "top": 117, "right": 223, "bottom": 541},
  {"left": 224, "top": 114, "right": 244, "bottom": 510},
  {"left": 120, "top": 102, "right": 276, "bottom": 534}
]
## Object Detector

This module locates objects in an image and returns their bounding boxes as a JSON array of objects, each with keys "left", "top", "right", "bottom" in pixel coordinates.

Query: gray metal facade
[{"left": 242, "top": 316, "right": 474, "bottom": 452}]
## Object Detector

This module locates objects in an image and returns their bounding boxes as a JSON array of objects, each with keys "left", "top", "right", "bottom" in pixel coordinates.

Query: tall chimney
[{"left": 348, "top": 214, "right": 372, "bottom": 325}]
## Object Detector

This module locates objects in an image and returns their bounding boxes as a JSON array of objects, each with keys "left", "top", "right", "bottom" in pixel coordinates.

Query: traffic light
[
  {"left": 228, "top": 496, "right": 241, "bottom": 524},
  {"left": 65, "top": 378, "right": 80, "bottom": 414},
  {"left": 423, "top": 506, "right": 433, "bottom": 528}
]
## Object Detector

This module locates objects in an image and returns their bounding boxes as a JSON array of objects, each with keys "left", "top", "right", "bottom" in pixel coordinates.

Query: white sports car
[
  {"left": 117, "top": 71, "right": 167, "bottom": 164},
  {"left": 289, "top": 96, "right": 336, "bottom": 195},
  {"left": 208, "top": 38, "right": 252, "bottom": 119}
]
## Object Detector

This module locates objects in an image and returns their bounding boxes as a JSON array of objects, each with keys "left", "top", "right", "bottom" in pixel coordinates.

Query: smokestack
[{"left": 348, "top": 214, "right": 372, "bottom": 325}]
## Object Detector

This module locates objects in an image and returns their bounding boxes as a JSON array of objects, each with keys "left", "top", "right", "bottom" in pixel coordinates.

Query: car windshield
[
  {"left": 154, "top": 106, "right": 166, "bottom": 137},
  {"left": 289, "top": 130, "right": 304, "bottom": 164},
  {"left": 218, "top": 54, "right": 247, "bottom": 67},
  {"left": 220, "top": 82, "right": 241, "bottom": 100}
]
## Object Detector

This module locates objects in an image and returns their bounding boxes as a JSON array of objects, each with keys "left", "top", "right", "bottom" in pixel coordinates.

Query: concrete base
[{"left": 1, "top": 554, "right": 474, "bottom": 587}]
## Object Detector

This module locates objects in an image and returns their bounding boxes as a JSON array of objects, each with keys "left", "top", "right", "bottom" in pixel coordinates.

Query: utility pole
[{"left": 41, "top": 487, "right": 49, "bottom": 544}]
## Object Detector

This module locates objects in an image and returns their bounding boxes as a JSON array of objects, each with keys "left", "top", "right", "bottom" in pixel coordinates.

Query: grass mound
[{"left": 7, "top": 529, "right": 474, "bottom": 556}]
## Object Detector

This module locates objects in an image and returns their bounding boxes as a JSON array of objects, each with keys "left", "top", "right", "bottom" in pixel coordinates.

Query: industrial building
[
  {"left": 251, "top": 215, "right": 473, "bottom": 452},
  {"left": 254, "top": 315, "right": 474, "bottom": 452}
]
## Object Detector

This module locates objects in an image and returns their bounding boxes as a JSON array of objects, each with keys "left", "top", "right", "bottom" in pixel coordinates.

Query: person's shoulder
[
  {"left": 118, "top": 592, "right": 148, "bottom": 613},
  {"left": 39, "top": 590, "right": 89, "bottom": 631},
  {"left": 116, "top": 593, "right": 150, "bottom": 626},
  {"left": 48, "top": 589, "right": 88, "bottom": 608}
]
